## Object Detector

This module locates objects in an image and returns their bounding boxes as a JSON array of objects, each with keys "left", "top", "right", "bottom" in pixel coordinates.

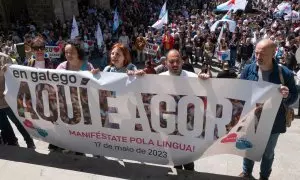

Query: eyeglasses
[{"left": 31, "top": 46, "right": 45, "bottom": 51}]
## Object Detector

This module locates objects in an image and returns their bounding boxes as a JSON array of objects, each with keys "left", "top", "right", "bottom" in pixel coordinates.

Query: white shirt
[
  {"left": 34, "top": 60, "right": 46, "bottom": 68},
  {"left": 159, "top": 70, "right": 198, "bottom": 77}
]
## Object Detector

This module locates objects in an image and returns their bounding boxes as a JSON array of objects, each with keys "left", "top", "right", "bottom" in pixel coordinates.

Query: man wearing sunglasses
[{"left": 24, "top": 35, "right": 53, "bottom": 69}]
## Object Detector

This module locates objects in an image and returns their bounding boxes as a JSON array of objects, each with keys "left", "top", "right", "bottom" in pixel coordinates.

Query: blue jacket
[{"left": 240, "top": 62, "right": 298, "bottom": 134}]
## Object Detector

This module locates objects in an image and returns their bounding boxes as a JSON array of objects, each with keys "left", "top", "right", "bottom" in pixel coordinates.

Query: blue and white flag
[
  {"left": 216, "top": 0, "right": 248, "bottom": 12},
  {"left": 214, "top": 25, "right": 225, "bottom": 57},
  {"left": 159, "top": 1, "right": 167, "bottom": 19},
  {"left": 113, "top": 8, "right": 119, "bottom": 32},
  {"left": 210, "top": 10, "right": 236, "bottom": 33},
  {"left": 222, "top": 10, "right": 232, "bottom": 20},
  {"left": 276, "top": 2, "right": 292, "bottom": 14},
  {"left": 71, "top": 16, "right": 79, "bottom": 40},
  {"left": 152, "top": 10, "right": 168, "bottom": 30}
]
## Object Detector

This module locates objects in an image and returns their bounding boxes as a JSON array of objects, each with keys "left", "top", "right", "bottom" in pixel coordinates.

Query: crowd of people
[
  {"left": 0, "top": 0, "right": 300, "bottom": 179},
  {"left": 0, "top": 0, "right": 299, "bottom": 73}
]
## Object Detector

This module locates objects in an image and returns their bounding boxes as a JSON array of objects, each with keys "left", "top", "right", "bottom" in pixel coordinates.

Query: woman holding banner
[
  {"left": 24, "top": 35, "right": 53, "bottom": 69},
  {"left": 23, "top": 35, "right": 56, "bottom": 149},
  {"left": 53, "top": 42, "right": 99, "bottom": 154},
  {"left": 103, "top": 43, "right": 144, "bottom": 75},
  {"left": 57, "top": 42, "right": 98, "bottom": 73},
  {"left": 102, "top": 43, "right": 144, "bottom": 130},
  {"left": 21, "top": 35, "right": 57, "bottom": 149}
]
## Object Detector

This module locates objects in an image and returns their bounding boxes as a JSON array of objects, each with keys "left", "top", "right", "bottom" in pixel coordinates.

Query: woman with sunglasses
[
  {"left": 12, "top": 35, "right": 54, "bottom": 149},
  {"left": 22, "top": 35, "right": 55, "bottom": 150},
  {"left": 24, "top": 35, "right": 53, "bottom": 69}
]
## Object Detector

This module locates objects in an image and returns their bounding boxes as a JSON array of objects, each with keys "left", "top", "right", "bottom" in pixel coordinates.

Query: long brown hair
[{"left": 110, "top": 43, "right": 131, "bottom": 67}]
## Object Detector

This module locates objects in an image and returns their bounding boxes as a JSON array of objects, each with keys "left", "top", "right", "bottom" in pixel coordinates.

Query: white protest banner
[
  {"left": 5, "top": 65, "right": 282, "bottom": 165},
  {"left": 143, "top": 43, "right": 159, "bottom": 56},
  {"left": 45, "top": 46, "right": 62, "bottom": 58}
]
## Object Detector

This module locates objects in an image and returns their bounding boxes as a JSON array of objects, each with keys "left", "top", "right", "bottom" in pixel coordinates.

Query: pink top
[{"left": 56, "top": 61, "right": 94, "bottom": 71}]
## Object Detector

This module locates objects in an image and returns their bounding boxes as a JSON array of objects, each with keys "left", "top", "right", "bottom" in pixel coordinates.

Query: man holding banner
[
  {"left": 160, "top": 49, "right": 210, "bottom": 170},
  {"left": 239, "top": 39, "right": 298, "bottom": 180}
]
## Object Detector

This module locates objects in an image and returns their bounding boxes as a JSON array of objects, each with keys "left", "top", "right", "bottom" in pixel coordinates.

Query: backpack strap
[
  {"left": 28, "top": 58, "right": 35, "bottom": 67},
  {"left": 278, "top": 64, "right": 289, "bottom": 109},
  {"left": 278, "top": 64, "right": 285, "bottom": 85}
]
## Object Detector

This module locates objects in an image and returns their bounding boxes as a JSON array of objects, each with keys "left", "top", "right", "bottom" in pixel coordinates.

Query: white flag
[
  {"left": 217, "top": 26, "right": 224, "bottom": 44},
  {"left": 232, "top": 0, "right": 248, "bottom": 12},
  {"left": 216, "top": 0, "right": 248, "bottom": 12},
  {"left": 113, "top": 8, "right": 119, "bottom": 32},
  {"left": 214, "top": 25, "right": 225, "bottom": 57},
  {"left": 251, "top": 29, "right": 257, "bottom": 45},
  {"left": 71, "top": 16, "right": 79, "bottom": 40},
  {"left": 276, "top": 2, "right": 292, "bottom": 14},
  {"left": 159, "top": 1, "right": 167, "bottom": 19},
  {"left": 284, "top": 10, "right": 300, "bottom": 21},
  {"left": 210, "top": 19, "right": 236, "bottom": 33},
  {"left": 152, "top": 10, "right": 168, "bottom": 30},
  {"left": 95, "top": 23, "right": 104, "bottom": 47}
]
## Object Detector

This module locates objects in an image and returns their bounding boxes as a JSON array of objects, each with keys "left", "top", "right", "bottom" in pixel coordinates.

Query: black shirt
[
  {"left": 182, "top": 63, "right": 195, "bottom": 73},
  {"left": 217, "top": 70, "right": 237, "bottom": 78}
]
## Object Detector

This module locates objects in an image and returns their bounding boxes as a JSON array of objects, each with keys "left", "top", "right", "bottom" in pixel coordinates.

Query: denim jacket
[{"left": 240, "top": 61, "right": 298, "bottom": 134}]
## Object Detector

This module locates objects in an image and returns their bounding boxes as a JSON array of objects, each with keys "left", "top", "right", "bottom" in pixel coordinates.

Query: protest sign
[
  {"left": 84, "top": 40, "right": 95, "bottom": 48},
  {"left": 5, "top": 65, "right": 282, "bottom": 165},
  {"left": 143, "top": 43, "right": 159, "bottom": 56},
  {"left": 45, "top": 46, "right": 62, "bottom": 58},
  {"left": 217, "top": 50, "right": 231, "bottom": 61}
]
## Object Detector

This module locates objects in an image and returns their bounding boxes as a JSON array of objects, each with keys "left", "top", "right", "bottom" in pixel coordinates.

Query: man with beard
[
  {"left": 159, "top": 49, "right": 210, "bottom": 171},
  {"left": 239, "top": 39, "right": 298, "bottom": 180}
]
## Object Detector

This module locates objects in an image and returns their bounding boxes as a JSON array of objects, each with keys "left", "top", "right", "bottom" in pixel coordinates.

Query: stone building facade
[{"left": 0, "top": 0, "right": 110, "bottom": 27}]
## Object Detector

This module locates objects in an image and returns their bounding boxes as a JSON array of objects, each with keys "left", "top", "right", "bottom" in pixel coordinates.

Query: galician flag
[
  {"left": 222, "top": 10, "right": 232, "bottom": 20},
  {"left": 95, "top": 23, "right": 104, "bottom": 47},
  {"left": 284, "top": 10, "right": 300, "bottom": 21},
  {"left": 71, "top": 16, "right": 79, "bottom": 40},
  {"left": 210, "top": 9, "right": 236, "bottom": 33},
  {"left": 113, "top": 8, "right": 119, "bottom": 32},
  {"left": 152, "top": 10, "right": 168, "bottom": 30},
  {"left": 276, "top": 2, "right": 292, "bottom": 14},
  {"left": 159, "top": 1, "right": 167, "bottom": 19},
  {"left": 216, "top": 0, "right": 248, "bottom": 12}
]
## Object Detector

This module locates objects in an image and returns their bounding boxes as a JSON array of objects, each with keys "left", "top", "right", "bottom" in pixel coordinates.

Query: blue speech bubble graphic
[
  {"left": 222, "top": 53, "right": 228, "bottom": 60},
  {"left": 236, "top": 138, "right": 253, "bottom": 150},
  {"left": 37, "top": 128, "right": 48, "bottom": 137}
]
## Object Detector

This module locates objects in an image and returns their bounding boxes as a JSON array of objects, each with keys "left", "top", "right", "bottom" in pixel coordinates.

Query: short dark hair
[{"left": 62, "top": 41, "right": 85, "bottom": 61}]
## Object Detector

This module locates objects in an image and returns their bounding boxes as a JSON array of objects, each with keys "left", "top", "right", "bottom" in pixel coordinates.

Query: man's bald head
[
  {"left": 167, "top": 49, "right": 182, "bottom": 61},
  {"left": 256, "top": 39, "right": 277, "bottom": 53},
  {"left": 166, "top": 49, "right": 183, "bottom": 75},
  {"left": 255, "top": 39, "right": 276, "bottom": 70}
]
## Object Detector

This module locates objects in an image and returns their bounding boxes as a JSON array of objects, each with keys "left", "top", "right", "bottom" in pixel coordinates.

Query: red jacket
[{"left": 162, "top": 34, "right": 174, "bottom": 50}]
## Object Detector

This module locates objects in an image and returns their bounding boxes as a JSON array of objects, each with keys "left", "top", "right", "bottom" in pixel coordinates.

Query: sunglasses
[{"left": 31, "top": 46, "right": 45, "bottom": 51}]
